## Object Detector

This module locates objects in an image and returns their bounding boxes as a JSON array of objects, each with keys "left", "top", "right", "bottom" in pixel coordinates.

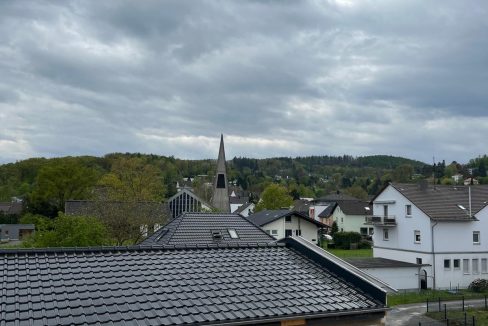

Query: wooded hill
[{"left": 1, "top": 152, "right": 486, "bottom": 218}]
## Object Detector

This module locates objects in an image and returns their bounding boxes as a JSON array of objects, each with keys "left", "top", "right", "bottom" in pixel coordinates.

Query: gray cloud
[{"left": 0, "top": 0, "right": 487, "bottom": 164}]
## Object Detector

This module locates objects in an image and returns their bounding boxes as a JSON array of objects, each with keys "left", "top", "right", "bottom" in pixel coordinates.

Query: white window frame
[
  {"left": 473, "top": 231, "right": 480, "bottom": 244},
  {"left": 481, "top": 258, "right": 487, "bottom": 274},
  {"left": 405, "top": 204, "right": 412, "bottom": 217},
  {"left": 473, "top": 259, "right": 479, "bottom": 274},
  {"left": 383, "top": 228, "right": 389, "bottom": 241},
  {"left": 414, "top": 230, "right": 421, "bottom": 244},
  {"left": 463, "top": 259, "right": 470, "bottom": 274}
]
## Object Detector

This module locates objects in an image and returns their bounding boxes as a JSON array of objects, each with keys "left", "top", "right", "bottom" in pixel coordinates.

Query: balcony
[{"left": 365, "top": 215, "right": 397, "bottom": 226}]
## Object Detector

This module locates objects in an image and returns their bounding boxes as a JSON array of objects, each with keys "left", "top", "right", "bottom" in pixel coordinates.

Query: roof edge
[{"left": 280, "top": 236, "right": 396, "bottom": 298}]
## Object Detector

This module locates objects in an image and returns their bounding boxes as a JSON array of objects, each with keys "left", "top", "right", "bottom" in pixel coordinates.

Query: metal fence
[{"left": 420, "top": 296, "right": 488, "bottom": 326}]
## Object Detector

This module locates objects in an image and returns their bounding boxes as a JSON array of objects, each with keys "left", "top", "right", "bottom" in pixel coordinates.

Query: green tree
[
  {"left": 330, "top": 221, "right": 339, "bottom": 236},
  {"left": 392, "top": 164, "right": 414, "bottom": 183},
  {"left": 255, "top": 184, "right": 293, "bottom": 212},
  {"left": 23, "top": 213, "right": 110, "bottom": 247},
  {"left": 344, "top": 185, "right": 368, "bottom": 201},
  {"left": 29, "top": 158, "right": 98, "bottom": 215}
]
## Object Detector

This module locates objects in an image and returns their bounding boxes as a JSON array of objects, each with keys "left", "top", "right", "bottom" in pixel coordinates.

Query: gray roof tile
[
  {"left": 1, "top": 244, "right": 385, "bottom": 325},
  {"left": 140, "top": 212, "right": 275, "bottom": 246}
]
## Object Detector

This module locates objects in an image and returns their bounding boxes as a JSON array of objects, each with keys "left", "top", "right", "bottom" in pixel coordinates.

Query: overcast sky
[{"left": 1, "top": 1, "right": 487, "bottom": 164}]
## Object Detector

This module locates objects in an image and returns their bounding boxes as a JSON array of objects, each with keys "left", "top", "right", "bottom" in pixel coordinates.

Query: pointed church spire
[{"left": 211, "top": 134, "right": 230, "bottom": 212}]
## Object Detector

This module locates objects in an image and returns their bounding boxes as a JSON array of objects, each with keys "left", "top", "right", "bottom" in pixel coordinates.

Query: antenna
[
  {"left": 469, "top": 186, "right": 472, "bottom": 217},
  {"left": 433, "top": 156, "right": 436, "bottom": 189}
]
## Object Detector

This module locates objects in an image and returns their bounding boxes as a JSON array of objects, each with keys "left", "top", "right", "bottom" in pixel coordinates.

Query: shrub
[
  {"left": 359, "top": 240, "right": 372, "bottom": 249},
  {"left": 468, "top": 279, "right": 488, "bottom": 293},
  {"left": 333, "top": 232, "right": 362, "bottom": 250}
]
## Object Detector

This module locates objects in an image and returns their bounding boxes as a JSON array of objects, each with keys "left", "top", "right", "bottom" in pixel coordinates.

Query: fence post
[
  {"left": 485, "top": 295, "right": 487, "bottom": 310},
  {"left": 438, "top": 297, "right": 441, "bottom": 312},
  {"left": 462, "top": 296, "right": 465, "bottom": 311},
  {"left": 472, "top": 315, "right": 475, "bottom": 326},
  {"left": 426, "top": 298, "right": 429, "bottom": 312},
  {"left": 464, "top": 311, "right": 467, "bottom": 325},
  {"left": 444, "top": 303, "right": 447, "bottom": 320}
]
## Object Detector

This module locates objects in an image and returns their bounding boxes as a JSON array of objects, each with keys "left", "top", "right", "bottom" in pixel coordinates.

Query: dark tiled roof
[
  {"left": 65, "top": 200, "right": 169, "bottom": 221},
  {"left": 140, "top": 212, "right": 275, "bottom": 246},
  {"left": 318, "top": 204, "right": 336, "bottom": 218},
  {"left": 0, "top": 202, "right": 22, "bottom": 215},
  {"left": 235, "top": 202, "right": 254, "bottom": 214},
  {"left": 389, "top": 183, "right": 488, "bottom": 221},
  {"left": 335, "top": 200, "right": 372, "bottom": 216},
  {"left": 229, "top": 196, "right": 249, "bottom": 205},
  {"left": 247, "top": 210, "right": 327, "bottom": 228},
  {"left": 0, "top": 242, "right": 386, "bottom": 325},
  {"left": 315, "top": 193, "right": 359, "bottom": 202},
  {"left": 346, "top": 257, "right": 423, "bottom": 269},
  {"left": 292, "top": 199, "right": 312, "bottom": 214}
]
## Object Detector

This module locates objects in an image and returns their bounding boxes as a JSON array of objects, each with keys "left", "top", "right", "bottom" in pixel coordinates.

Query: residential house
[
  {"left": 0, "top": 201, "right": 23, "bottom": 216},
  {"left": 246, "top": 210, "right": 327, "bottom": 245},
  {"left": 234, "top": 202, "right": 255, "bottom": 217},
  {"left": 140, "top": 212, "right": 275, "bottom": 246},
  {"left": 0, "top": 224, "right": 34, "bottom": 242},
  {"left": 368, "top": 182, "right": 488, "bottom": 289},
  {"left": 1, "top": 236, "right": 389, "bottom": 325},
  {"left": 321, "top": 200, "right": 373, "bottom": 236}
]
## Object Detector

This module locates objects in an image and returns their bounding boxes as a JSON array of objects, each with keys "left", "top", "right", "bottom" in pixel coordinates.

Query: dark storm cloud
[{"left": 0, "top": 0, "right": 487, "bottom": 163}]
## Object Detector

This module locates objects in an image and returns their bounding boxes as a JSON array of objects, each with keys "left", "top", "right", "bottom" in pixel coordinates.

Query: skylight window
[
  {"left": 211, "top": 230, "right": 222, "bottom": 240},
  {"left": 228, "top": 229, "right": 239, "bottom": 239}
]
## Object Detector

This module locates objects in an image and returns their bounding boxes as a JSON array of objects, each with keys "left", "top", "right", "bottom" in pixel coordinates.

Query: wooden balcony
[{"left": 365, "top": 215, "right": 397, "bottom": 226}]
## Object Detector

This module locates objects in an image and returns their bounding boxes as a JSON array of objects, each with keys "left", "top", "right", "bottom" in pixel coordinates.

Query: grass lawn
[
  {"left": 388, "top": 289, "right": 488, "bottom": 306},
  {"left": 426, "top": 308, "right": 488, "bottom": 325},
  {"left": 324, "top": 248, "right": 373, "bottom": 258}
]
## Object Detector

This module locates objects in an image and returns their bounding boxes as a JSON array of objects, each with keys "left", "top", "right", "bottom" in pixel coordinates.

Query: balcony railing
[{"left": 365, "top": 215, "right": 397, "bottom": 226}]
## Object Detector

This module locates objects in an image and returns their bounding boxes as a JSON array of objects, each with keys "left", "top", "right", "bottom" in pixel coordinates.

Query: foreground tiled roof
[
  {"left": 247, "top": 210, "right": 327, "bottom": 228},
  {"left": 140, "top": 213, "right": 275, "bottom": 246},
  {"left": 389, "top": 183, "right": 488, "bottom": 220},
  {"left": 0, "top": 241, "right": 386, "bottom": 325}
]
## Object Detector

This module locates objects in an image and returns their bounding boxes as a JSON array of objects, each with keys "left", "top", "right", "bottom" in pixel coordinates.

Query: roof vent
[
  {"left": 211, "top": 230, "right": 223, "bottom": 240},
  {"left": 457, "top": 204, "right": 466, "bottom": 210}
]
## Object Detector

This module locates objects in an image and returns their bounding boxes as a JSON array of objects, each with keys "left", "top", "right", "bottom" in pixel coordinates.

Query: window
[
  {"left": 416, "top": 258, "right": 423, "bottom": 265},
  {"left": 285, "top": 229, "right": 293, "bottom": 237},
  {"left": 453, "top": 259, "right": 460, "bottom": 269},
  {"left": 265, "top": 230, "right": 271, "bottom": 234},
  {"left": 285, "top": 215, "right": 292, "bottom": 223},
  {"left": 309, "top": 207, "right": 315, "bottom": 218},
  {"left": 414, "top": 230, "right": 421, "bottom": 243},
  {"left": 295, "top": 229, "right": 302, "bottom": 236},
  {"left": 271, "top": 230, "right": 278, "bottom": 236},
  {"left": 406, "top": 205, "right": 412, "bottom": 216},
  {"left": 360, "top": 227, "right": 368, "bottom": 235},
  {"left": 481, "top": 259, "right": 487, "bottom": 273},
  {"left": 383, "top": 205, "right": 388, "bottom": 217},
  {"left": 341, "top": 217, "right": 343, "bottom": 223},
  {"left": 383, "top": 228, "right": 389, "bottom": 241},
  {"left": 463, "top": 259, "right": 470, "bottom": 274},
  {"left": 369, "top": 228, "right": 374, "bottom": 235},
  {"left": 216, "top": 174, "right": 226, "bottom": 188},
  {"left": 473, "top": 259, "right": 479, "bottom": 274},
  {"left": 228, "top": 229, "right": 239, "bottom": 239},
  {"left": 444, "top": 259, "right": 450, "bottom": 269},
  {"left": 473, "top": 231, "right": 480, "bottom": 244}
]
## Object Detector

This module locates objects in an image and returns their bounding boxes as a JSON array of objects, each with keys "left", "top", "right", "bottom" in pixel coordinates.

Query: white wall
[
  {"left": 263, "top": 214, "right": 320, "bottom": 244},
  {"left": 359, "top": 267, "right": 420, "bottom": 291},
  {"left": 333, "top": 206, "right": 368, "bottom": 233}
]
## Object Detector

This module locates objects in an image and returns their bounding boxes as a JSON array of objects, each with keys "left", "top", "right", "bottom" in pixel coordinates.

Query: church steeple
[{"left": 211, "top": 134, "right": 230, "bottom": 212}]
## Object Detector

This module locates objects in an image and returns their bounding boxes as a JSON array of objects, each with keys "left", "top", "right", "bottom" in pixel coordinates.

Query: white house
[
  {"left": 320, "top": 200, "right": 373, "bottom": 235},
  {"left": 246, "top": 210, "right": 327, "bottom": 245},
  {"left": 369, "top": 182, "right": 488, "bottom": 290}
]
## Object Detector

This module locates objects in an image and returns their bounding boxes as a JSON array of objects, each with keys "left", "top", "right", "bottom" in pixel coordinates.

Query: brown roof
[
  {"left": 389, "top": 183, "right": 488, "bottom": 221},
  {"left": 0, "top": 202, "right": 22, "bottom": 215}
]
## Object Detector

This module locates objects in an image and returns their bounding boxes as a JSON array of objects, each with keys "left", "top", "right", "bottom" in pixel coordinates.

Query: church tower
[{"left": 211, "top": 134, "right": 230, "bottom": 212}]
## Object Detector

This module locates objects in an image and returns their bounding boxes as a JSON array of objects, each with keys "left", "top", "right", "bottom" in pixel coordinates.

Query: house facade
[
  {"left": 369, "top": 183, "right": 488, "bottom": 289},
  {"left": 246, "top": 210, "right": 327, "bottom": 245}
]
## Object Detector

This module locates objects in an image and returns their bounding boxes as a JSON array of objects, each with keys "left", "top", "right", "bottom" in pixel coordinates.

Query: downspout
[{"left": 431, "top": 220, "right": 438, "bottom": 289}]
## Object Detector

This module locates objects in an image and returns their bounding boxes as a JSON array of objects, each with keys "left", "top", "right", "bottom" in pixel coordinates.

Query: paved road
[{"left": 384, "top": 298, "right": 487, "bottom": 325}]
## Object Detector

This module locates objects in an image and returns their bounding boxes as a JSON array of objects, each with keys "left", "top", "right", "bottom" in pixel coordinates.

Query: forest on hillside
[{"left": 0, "top": 153, "right": 487, "bottom": 219}]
